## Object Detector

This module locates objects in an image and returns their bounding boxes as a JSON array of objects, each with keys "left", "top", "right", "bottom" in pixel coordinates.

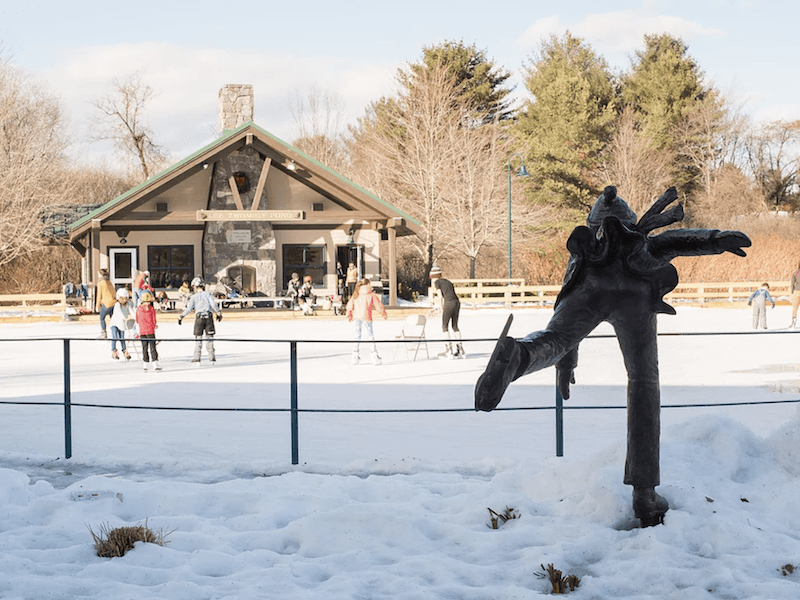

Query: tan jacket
[{"left": 95, "top": 279, "right": 117, "bottom": 311}]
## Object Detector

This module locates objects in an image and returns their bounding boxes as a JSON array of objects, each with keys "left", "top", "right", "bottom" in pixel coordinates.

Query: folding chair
[{"left": 393, "top": 314, "right": 429, "bottom": 361}]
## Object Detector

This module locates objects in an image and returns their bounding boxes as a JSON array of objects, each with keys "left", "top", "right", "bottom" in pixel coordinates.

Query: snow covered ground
[{"left": 2, "top": 306, "right": 800, "bottom": 599}]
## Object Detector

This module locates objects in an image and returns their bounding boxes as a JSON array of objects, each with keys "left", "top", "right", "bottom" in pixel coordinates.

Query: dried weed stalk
[
  {"left": 88, "top": 519, "right": 172, "bottom": 558},
  {"left": 535, "top": 563, "right": 581, "bottom": 594},
  {"left": 487, "top": 506, "right": 520, "bottom": 529}
]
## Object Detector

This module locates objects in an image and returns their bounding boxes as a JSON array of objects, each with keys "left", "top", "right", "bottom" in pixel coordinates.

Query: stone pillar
[{"left": 218, "top": 85, "right": 254, "bottom": 134}]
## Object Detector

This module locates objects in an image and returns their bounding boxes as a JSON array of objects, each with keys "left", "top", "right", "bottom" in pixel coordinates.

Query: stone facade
[
  {"left": 218, "top": 84, "right": 254, "bottom": 133},
  {"left": 203, "top": 146, "right": 277, "bottom": 295}
]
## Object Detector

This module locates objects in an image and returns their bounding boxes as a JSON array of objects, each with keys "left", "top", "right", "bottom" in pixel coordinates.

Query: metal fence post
[
  {"left": 555, "top": 377, "right": 564, "bottom": 457},
  {"left": 290, "top": 341, "right": 299, "bottom": 465},
  {"left": 63, "top": 339, "right": 72, "bottom": 459}
]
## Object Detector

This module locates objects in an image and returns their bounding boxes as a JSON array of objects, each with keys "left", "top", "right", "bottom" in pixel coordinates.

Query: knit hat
[
  {"left": 116, "top": 288, "right": 130, "bottom": 299},
  {"left": 429, "top": 263, "right": 442, "bottom": 278}
]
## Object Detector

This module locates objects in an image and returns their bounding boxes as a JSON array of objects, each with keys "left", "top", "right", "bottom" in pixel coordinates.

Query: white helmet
[{"left": 191, "top": 277, "right": 204, "bottom": 288}]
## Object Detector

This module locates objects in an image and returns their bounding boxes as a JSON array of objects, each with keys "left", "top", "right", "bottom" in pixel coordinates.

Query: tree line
[
  {"left": 2, "top": 34, "right": 799, "bottom": 294},
  {"left": 296, "top": 34, "right": 800, "bottom": 286}
]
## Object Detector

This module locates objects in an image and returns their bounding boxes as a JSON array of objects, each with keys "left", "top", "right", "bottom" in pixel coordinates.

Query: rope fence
[{"left": 1, "top": 329, "right": 798, "bottom": 464}]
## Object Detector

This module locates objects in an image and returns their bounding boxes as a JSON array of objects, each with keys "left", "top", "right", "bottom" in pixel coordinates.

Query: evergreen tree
[
  {"left": 515, "top": 32, "right": 617, "bottom": 217},
  {"left": 420, "top": 40, "right": 514, "bottom": 125},
  {"left": 622, "top": 34, "right": 707, "bottom": 150}
]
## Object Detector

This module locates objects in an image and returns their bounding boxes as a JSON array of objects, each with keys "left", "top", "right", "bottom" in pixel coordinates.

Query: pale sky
[{"left": 1, "top": 0, "right": 798, "bottom": 167}]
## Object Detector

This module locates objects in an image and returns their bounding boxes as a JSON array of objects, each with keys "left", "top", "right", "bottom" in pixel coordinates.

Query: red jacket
[{"left": 136, "top": 304, "right": 158, "bottom": 335}]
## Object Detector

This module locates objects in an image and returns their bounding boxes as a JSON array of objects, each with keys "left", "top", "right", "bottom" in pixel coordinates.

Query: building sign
[
  {"left": 228, "top": 230, "right": 251, "bottom": 244},
  {"left": 197, "top": 210, "right": 304, "bottom": 222}
]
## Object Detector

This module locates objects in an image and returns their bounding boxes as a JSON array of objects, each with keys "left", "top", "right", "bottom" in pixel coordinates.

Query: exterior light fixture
[
  {"left": 507, "top": 153, "right": 529, "bottom": 280},
  {"left": 286, "top": 160, "right": 297, "bottom": 172}
]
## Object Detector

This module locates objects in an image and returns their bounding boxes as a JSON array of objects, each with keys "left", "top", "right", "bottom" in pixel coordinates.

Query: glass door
[{"left": 109, "top": 248, "right": 137, "bottom": 289}]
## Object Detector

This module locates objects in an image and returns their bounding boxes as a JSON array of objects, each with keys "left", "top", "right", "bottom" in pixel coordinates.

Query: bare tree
[
  {"left": 347, "top": 61, "right": 462, "bottom": 267},
  {"left": 0, "top": 49, "right": 72, "bottom": 270},
  {"left": 744, "top": 119, "right": 800, "bottom": 210},
  {"left": 440, "top": 118, "right": 549, "bottom": 277},
  {"left": 92, "top": 72, "right": 167, "bottom": 181},
  {"left": 289, "top": 85, "right": 348, "bottom": 173},
  {"left": 600, "top": 106, "right": 674, "bottom": 216}
]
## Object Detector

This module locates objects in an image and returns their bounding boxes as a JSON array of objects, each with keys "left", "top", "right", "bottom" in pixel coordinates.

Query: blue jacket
[
  {"left": 180, "top": 291, "right": 221, "bottom": 318},
  {"left": 748, "top": 287, "right": 775, "bottom": 308}
]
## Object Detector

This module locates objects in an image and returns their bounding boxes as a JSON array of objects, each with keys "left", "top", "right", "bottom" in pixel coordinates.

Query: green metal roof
[{"left": 68, "top": 122, "right": 421, "bottom": 232}]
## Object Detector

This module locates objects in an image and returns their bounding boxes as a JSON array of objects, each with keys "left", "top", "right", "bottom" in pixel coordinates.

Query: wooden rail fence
[
  {"left": 431, "top": 279, "right": 793, "bottom": 308},
  {"left": 0, "top": 280, "right": 793, "bottom": 319},
  {"left": 0, "top": 293, "right": 82, "bottom": 319}
]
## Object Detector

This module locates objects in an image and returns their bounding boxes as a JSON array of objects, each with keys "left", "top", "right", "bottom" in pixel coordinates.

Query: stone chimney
[{"left": 218, "top": 84, "right": 254, "bottom": 134}]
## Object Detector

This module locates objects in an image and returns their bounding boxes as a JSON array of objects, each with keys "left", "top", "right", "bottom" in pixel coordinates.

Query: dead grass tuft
[
  {"left": 88, "top": 519, "right": 172, "bottom": 558},
  {"left": 487, "top": 506, "right": 520, "bottom": 529},
  {"left": 535, "top": 563, "right": 581, "bottom": 594}
]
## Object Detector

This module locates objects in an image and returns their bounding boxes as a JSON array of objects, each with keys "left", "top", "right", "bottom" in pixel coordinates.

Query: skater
[
  {"left": 136, "top": 291, "right": 161, "bottom": 371},
  {"left": 178, "top": 279, "right": 192, "bottom": 310},
  {"left": 298, "top": 297, "right": 315, "bottom": 316},
  {"left": 791, "top": 263, "right": 800, "bottom": 328},
  {"left": 95, "top": 268, "right": 116, "bottom": 340},
  {"left": 336, "top": 261, "right": 346, "bottom": 300},
  {"left": 132, "top": 270, "right": 150, "bottom": 308},
  {"left": 429, "top": 264, "right": 464, "bottom": 359},
  {"left": 474, "top": 185, "right": 750, "bottom": 527},
  {"left": 299, "top": 275, "right": 316, "bottom": 306},
  {"left": 109, "top": 287, "right": 134, "bottom": 361},
  {"left": 346, "top": 262, "right": 359, "bottom": 300},
  {"left": 346, "top": 277, "right": 387, "bottom": 365},
  {"left": 748, "top": 283, "right": 775, "bottom": 329},
  {"left": 178, "top": 277, "right": 222, "bottom": 366},
  {"left": 287, "top": 272, "right": 301, "bottom": 309}
]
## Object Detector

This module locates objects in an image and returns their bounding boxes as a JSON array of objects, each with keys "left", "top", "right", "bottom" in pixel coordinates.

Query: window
[
  {"left": 148, "top": 245, "right": 194, "bottom": 289},
  {"left": 283, "top": 245, "right": 326, "bottom": 287}
]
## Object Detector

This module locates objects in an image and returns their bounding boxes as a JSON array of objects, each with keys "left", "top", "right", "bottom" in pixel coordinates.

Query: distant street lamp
[{"left": 507, "top": 153, "right": 529, "bottom": 280}]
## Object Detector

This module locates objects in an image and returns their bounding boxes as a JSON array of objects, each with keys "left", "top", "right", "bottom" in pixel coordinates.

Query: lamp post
[{"left": 507, "top": 153, "right": 529, "bottom": 280}]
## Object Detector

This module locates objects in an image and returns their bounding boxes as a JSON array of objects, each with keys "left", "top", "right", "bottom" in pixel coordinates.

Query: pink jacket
[{"left": 346, "top": 286, "right": 387, "bottom": 322}]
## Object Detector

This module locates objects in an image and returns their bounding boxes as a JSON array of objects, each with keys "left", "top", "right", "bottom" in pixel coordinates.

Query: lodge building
[{"left": 68, "top": 85, "right": 420, "bottom": 306}]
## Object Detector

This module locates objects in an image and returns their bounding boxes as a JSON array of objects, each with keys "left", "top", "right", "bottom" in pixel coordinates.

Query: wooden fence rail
[
  {"left": 0, "top": 280, "right": 794, "bottom": 318},
  {"left": 432, "top": 279, "right": 793, "bottom": 308},
  {"left": 0, "top": 293, "right": 80, "bottom": 319}
]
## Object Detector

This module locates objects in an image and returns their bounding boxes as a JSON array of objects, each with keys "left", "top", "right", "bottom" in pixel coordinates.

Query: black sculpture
[{"left": 475, "top": 186, "right": 751, "bottom": 527}]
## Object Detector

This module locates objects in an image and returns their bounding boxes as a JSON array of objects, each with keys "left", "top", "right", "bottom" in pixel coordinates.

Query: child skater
[
  {"left": 747, "top": 282, "right": 775, "bottom": 330},
  {"left": 136, "top": 291, "right": 161, "bottom": 371},
  {"left": 109, "top": 287, "right": 134, "bottom": 361},
  {"left": 178, "top": 277, "right": 222, "bottom": 366},
  {"left": 346, "top": 277, "right": 387, "bottom": 365}
]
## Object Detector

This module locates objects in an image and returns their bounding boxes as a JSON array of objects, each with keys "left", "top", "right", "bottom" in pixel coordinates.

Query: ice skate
[
  {"left": 98, "top": 330, "right": 107, "bottom": 340},
  {"left": 124, "top": 351, "right": 131, "bottom": 361},
  {"left": 351, "top": 351, "right": 360, "bottom": 365},
  {"left": 438, "top": 341, "right": 454, "bottom": 359},
  {"left": 632, "top": 487, "right": 669, "bottom": 527},
  {"left": 111, "top": 350, "right": 119, "bottom": 360},
  {"left": 192, "top": 360, "right": 201, "bottom": 368},
  {"left": 153, "top": 361, "right": 162, "bottom": 371},
  {"left": 454, "top": 344, "right": 466, "bottom": 359},
  {"left": 372, "top": 351, "right": 382, "bottom": 366},
  {"left": 474, "top": 315, "right": 518, "bottom": 412},
  {"left": 792, "top": 318, "right": 797, "bottom": 329},
  {"left": 209, "top": 360, "right": 216, "bottom": 366},
  {"left": 142, "top": 362, "right": 149, "bottom": 372}
]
